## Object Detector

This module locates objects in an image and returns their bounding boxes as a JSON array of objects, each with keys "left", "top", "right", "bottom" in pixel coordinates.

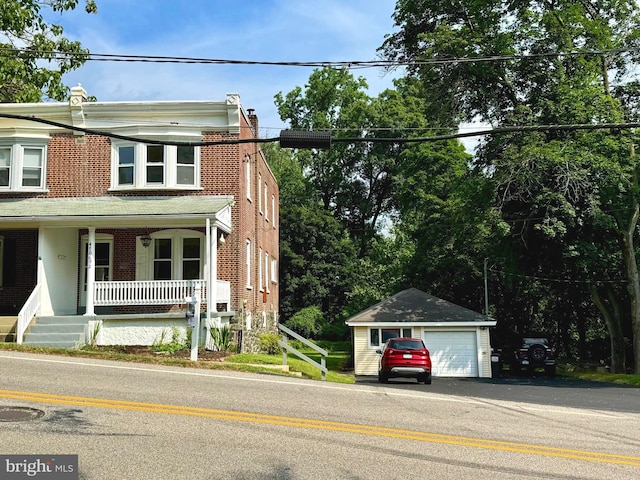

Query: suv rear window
[{"left": 388, "top": 339, "right": 424, "bottom": 350}]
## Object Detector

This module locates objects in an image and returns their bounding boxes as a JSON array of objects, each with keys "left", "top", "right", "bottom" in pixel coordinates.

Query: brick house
[{"left": 0, "top": 85, "right": 279, "bottom": 352}]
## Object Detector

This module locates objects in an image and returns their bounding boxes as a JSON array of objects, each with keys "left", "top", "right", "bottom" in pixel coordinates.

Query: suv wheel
[
  {"left": 528, "top": 344, "right": 548, "bottom": 363},
  {"left": 378, "top": 371, "right": 389, "bottom": 383}
]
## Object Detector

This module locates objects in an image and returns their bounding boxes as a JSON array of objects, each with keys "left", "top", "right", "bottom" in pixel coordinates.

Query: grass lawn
[{"left": 0, "top": 341, "right": 355, "bottom": 384}]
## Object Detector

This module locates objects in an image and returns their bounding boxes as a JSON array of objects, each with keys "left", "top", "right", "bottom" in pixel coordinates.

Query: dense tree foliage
[
  {"left": 263, "top": 143, "right": 358, "bottom": 339},
  {"left": 0, "top": 0, "right": 97, "bottom": 102},
  {"left": 381, "top": 0, "right": 640, "bottom": 372}
]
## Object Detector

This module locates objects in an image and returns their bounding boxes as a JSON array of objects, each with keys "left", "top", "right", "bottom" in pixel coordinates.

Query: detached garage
[{"left": 346, "top": 288, "right": 496, "bottom": 378}]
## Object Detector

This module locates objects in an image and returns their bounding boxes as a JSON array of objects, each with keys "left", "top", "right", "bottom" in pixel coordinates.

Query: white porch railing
[
  {"left": 93, "top": 280, "right": 231, "bottom": 307},
  {"left": 17, "top": 284, "right": 41, "bottom": 344}
]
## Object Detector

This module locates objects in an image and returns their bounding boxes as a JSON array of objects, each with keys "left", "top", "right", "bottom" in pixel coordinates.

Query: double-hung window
[
  {"left": 0, "top": 141, "right": 47, "bottom": 192},
  {"left": 112, "top": 142, "right": 199, "bottom": 190},
  {"left": 143, "top": 231, "right": 203, "bottom": 281}
]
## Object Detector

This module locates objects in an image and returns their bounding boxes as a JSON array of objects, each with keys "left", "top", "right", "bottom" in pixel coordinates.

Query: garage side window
[{"left": 369, "top": 327, "right": 412, "bottom": 347}]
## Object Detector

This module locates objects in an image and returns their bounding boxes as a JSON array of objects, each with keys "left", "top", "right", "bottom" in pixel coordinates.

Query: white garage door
[{"left": 423, "top": 330, "right": 478, "bottom": 377}]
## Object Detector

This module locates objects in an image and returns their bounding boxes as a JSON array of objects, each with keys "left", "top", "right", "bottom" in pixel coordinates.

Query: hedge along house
[
  {"left": 0, "top": 86, "right": 279, "bottom": 352},
  {"left": 346, "top": 288, "right": 497, "bottom": 377}
]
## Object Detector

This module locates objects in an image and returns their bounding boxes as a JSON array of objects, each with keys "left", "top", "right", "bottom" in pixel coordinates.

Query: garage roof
[{"left": 345, "top": 288, "right": 495, "bottom": 326}]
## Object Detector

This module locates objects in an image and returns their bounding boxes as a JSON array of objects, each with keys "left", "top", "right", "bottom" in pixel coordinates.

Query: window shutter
[{"left": 135, "top": 237, "right": 148, "bottom": 280}]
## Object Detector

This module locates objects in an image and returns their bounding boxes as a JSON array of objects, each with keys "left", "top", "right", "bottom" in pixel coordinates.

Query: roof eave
[{"left": 346, "top": 321, "right": 497, "bottom": 328}]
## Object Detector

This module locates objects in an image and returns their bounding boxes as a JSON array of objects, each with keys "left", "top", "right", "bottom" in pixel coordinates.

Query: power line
[
  {"left": 489, "top": 267, "right": 627, "bottom": 285},
  {"left": 2, "top": 113, "right": 640, "bottom": 147},
  {"left": 1, "top": 46, "right": 639, "bottom": 69}
]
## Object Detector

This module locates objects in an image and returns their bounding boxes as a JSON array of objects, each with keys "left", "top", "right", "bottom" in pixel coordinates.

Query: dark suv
[{"left": 509, "top": 336, "right": 556, "bottom": 376}]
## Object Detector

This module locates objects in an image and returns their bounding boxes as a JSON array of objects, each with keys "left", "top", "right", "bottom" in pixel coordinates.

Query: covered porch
[{"left": 0, "top": 195, "right": 235, "bottom": 345}]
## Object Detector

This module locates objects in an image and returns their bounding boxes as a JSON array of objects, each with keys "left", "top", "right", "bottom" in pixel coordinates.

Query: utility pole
[{"left": 484, "top": 258, "right": 489, "bottom": 317}]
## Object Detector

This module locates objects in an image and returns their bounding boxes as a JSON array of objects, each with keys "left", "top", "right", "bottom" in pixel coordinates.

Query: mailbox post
[{"left": 185, "top": 283, "right": 201, "bottom": 361}]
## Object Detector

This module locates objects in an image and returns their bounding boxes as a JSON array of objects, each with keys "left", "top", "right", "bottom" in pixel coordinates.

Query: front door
[{"left": 80, "top": 235, "right": 113, "bottom": 307}]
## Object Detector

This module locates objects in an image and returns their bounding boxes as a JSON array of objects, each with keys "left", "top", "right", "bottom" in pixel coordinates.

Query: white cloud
[{"left": 58, "top": 1, "right": 400, "bottom": 132}]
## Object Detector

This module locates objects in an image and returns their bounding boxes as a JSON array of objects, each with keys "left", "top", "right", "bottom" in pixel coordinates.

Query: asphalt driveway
[{"left": 356, "top": 374, "right": 640, "bottom": 414}]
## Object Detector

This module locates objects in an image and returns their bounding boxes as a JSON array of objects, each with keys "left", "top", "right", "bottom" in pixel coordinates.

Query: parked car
[
  {"left": 376, "top": 337, "right": 432, "bottom": 384},
  {"left": 509, "top": 336, "right": 556, "bottom": 376}
]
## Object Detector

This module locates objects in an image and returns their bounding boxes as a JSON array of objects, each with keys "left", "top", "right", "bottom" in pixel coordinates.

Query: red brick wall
[{"left": 3, "top": 107, "right": 279, "bottom": 325}]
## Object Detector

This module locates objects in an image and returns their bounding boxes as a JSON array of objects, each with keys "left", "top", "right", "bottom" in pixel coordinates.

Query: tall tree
[
  {"left": 275, "top": 68, "right": 400, "bottom": 257},
  {"left": 262, "top": 143, "right": 358, "bottom": 339},
  {"left": 381, "top": 0, "right": 640, "bottom": 372},
  {"left": 0, "top": 0, "right": 97, "bottom": 102}
]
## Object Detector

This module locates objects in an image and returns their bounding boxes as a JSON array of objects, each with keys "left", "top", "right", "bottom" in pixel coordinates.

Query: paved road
[
  {"left": 357, "top": 373, "right": 640, "bottom": 413},
  {"left": 1, "top": 351, "right": 639, "bottom": 479}
]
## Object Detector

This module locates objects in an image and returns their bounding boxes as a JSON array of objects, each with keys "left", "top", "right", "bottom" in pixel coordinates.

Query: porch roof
[{"left": 0, "top": 195, "right": 234, "bottom": 228}]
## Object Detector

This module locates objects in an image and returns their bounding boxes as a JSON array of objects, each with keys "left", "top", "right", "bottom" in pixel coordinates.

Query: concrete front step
[
  {"left": 0, "top": 316, "right": 17, "bottom": 343},
  {"left": 22, "top": 316, "right": 89, "bottom": 349}
]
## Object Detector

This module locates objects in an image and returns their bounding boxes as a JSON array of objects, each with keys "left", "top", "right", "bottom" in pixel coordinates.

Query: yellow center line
[{"left": 1, "top": 388, "right": 639, "bottom": 467}]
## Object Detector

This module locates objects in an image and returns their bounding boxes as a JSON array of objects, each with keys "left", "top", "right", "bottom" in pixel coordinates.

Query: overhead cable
[
  {"left": 1, "top": 46, "right": 639, "bottom": 69},
  {"left": 2, "top": 113, "right": 640, "bottom": 146}
]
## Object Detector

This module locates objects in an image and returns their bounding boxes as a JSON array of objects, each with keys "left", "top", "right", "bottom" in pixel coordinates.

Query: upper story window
[
  {"left": 264, "top": 183, "right": 269, "bottom": 221},
  {"left": 245, "top": 156, "right": 251, "bottom": 201},
  {"left": 0, "top": 141, "right": 47, "bottom": 192},
  {"left": 258, "top": 173, "right": 262, "bottom": 214},
  {"left": 111, "top": 142, "right": 199, "bottom": 190}
]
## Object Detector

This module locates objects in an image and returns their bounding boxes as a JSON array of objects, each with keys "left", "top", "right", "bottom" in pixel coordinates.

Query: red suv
[{"left": 377, "top": 337, "right": 432, "bottom": 384}]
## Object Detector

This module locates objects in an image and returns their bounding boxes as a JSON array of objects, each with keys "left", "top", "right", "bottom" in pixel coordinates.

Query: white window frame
[
  {"left": 245, "top": 156, "right": 251, "bottom": 201},
  {"left": 270, "top": 257, "right": 278, "bottom": 284},
  {"left": 264, "top": 251, "right": 270, "bottom": 293},
  {"left": 258, "top": 247, "right": 263, "bottom": 292},
  {"left": 369, "top": 327, "right": 413, "bottom": 348},
  {"left": 111, "top": 142, "right": 200, "bottom": 190},
  {"left": 245, "top": 239, "right": 252, "bottom": 289},
  {"left": 271, "top": 194, "right": 276, "bottom": 229},
  {"left": 258, "top": 173, "right": 263, "bottom": 214},
  {"left": 0, "top": 141, "right": 47, "bottom": 192},
  {"left": 145, "top": 230, "right": 204, "bottom": 280},
  {"left": 264, "top": 183, "right": 269, "bottom": 222},
  {"left": 244, "top": 238, "right": 253, "bottom": 290}
]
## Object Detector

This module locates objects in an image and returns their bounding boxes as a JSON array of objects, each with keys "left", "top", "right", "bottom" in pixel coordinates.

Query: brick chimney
[{"left": 247, "top": 109, "right": 258, "bottom": 138}]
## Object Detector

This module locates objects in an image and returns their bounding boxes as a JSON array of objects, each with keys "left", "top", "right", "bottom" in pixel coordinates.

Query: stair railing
[
  {"left": 17, "top": 284, "right": 41, "bottom": 344},
  {"left": 278, "top": 324, "right": 328, "bottom": 381}
]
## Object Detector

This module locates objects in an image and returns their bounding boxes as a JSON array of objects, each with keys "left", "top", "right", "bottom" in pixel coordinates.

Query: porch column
[
  {"left": 208, "top": 220, "right": 219, "bottom": 327},
  {"left": 84, "top": 227, "right": 96, "bottom": 316}
]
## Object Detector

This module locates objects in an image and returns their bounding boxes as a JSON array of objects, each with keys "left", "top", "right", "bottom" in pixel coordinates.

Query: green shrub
[
  {"left": 152, "top": 327, "right": 188, "bottom": 354},
  {"left": 210, "top": 325, "right": 232, "bottom": 351},
  {"left": 259, "top": 333, "right": 282, "bottom": 354},
  {"left": 285, "top": 306, "right": 323, "bottom": 338}
]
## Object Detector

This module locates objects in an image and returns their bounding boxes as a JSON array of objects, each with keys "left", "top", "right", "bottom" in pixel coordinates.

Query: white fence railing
[
  {"left": 94, "top": 280, "right": 230, "bottom": 307},
  {"left": 279, "top": 324, "right": 328, "bottom": 381},
  {"left": 17, "top": 284, "right": 41, "bottom": 344}
]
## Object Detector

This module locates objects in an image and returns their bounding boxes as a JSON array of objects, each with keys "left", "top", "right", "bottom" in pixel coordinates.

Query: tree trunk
[
  {"left": 588, "top": 285, "right": 626, "bottom": 372},
  {"left": 618, "top": 203, "right": 640, "bottom": 373},
  {"left": 621, "top": 225, "right": 640, "bottom": 373}
]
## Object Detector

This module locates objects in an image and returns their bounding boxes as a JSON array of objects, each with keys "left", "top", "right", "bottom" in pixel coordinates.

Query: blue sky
[{"left": 52, "top": 0, "right": 401, "bottom": 136}]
